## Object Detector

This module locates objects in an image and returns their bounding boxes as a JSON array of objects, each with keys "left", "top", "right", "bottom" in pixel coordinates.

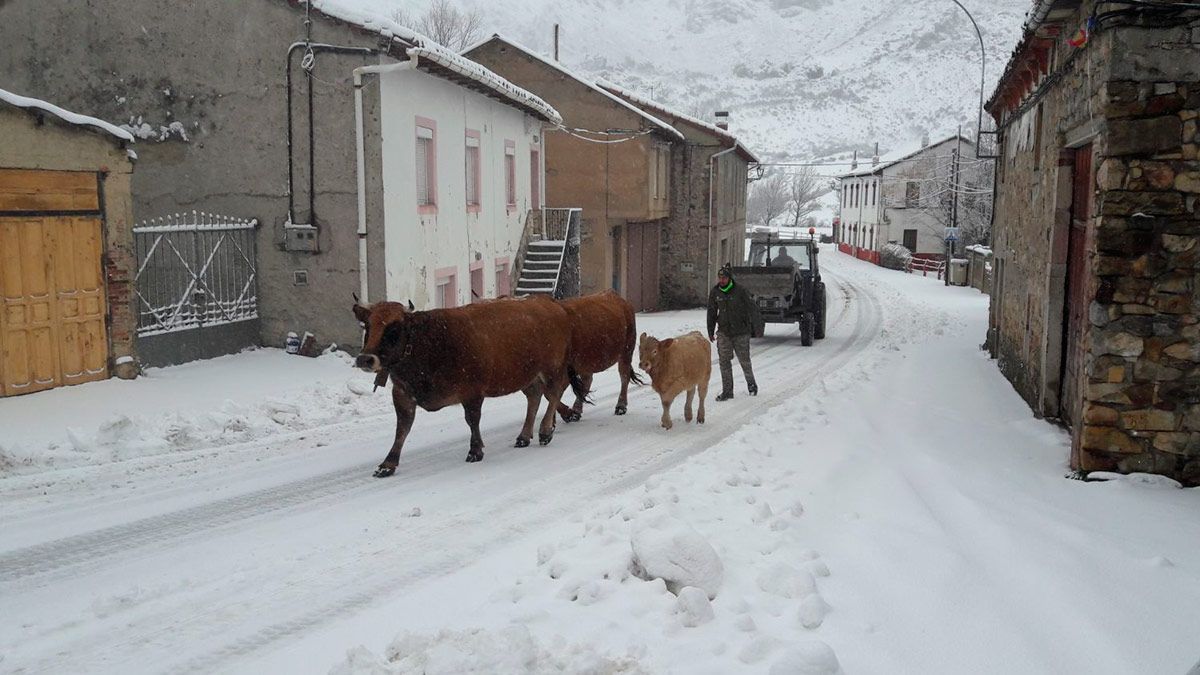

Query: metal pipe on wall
[
  {"left": 352, "top": 56, "right": 419, "bottom": 302},
  {"left": 706, "top": 144, "right": 739, "bottom": 283}
]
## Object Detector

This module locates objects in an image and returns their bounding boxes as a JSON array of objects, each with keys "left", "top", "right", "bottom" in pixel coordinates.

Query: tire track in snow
[{"left": 0, "top": 288, "right": 855, "bottom": 587}]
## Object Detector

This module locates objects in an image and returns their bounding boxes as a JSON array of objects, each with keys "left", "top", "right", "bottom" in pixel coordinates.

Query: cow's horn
[
  {"left": 407, "top": 299, "right": 415, "bottom": 311},
  {"left": 352, "top": 292, "right": 360, "bottom": 305}
]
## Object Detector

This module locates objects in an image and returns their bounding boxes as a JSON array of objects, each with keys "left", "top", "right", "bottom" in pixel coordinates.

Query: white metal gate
[{"left": 133, "top": 211, "right": 259, "bottom": 365}]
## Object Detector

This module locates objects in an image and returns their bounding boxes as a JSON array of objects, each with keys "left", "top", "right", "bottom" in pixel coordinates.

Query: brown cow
[
  {"left": 638, "top": 331, "right": 711, "bottom": 430},
  {"left": 352, "top": 296, "right": 585, "bottom": 477},
  {"left": 556, "top": 290, "right": 644, "bottom": 422}
]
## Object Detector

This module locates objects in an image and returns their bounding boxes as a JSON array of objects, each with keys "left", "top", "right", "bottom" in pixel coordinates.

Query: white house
[
  {"left": 359, "top": 40, "right": 561, "bottom": 309},
  {"left": 835, "top": 135, "right": 977, "bottom": 259}
]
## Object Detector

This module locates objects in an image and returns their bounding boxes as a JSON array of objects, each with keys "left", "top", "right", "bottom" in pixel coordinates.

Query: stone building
[
  {"left": 465, "top": 35, "right": 686, "bottom": 312},
  {"left": 0, "top": 0, "right": 555, "bottom": 362},
  {"left": 598, "top": 83, "right": 756, "bottom": 308},
  {"left": 0, "top": 88, "right": 137, "bottom": 396},
  {"left": 986, "top": 0, "right": 1200, "bottom": 484}
]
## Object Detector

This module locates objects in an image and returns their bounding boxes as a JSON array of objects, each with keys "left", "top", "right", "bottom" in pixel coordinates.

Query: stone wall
[
  {"left": 1081, "top": 44, "right": 1200, "bottom": 483},
  {"left": 990, "top": 2, "right": 1200, "bottom": 485}
]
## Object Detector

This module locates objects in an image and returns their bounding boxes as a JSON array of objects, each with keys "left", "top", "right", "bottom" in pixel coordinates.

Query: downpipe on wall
[
  {"left": 352, "top": 56, "right": 419, "bottom": 302},
  {"left": 707, "top": 144, "right": 739, "bottom": 279}
]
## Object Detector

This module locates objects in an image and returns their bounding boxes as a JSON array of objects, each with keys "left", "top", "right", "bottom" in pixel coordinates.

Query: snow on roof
[
  {"left": 595, "top": 79, "right": 759, "bottom": 163},
  {"left": 839, "top": 134, "right": 974, "bottom": 178},
  {"left": 306, "top": 1, "right": 560, "bottom": 124},
  {"left": 0, "top": 87, "right": 133, "bottom": 143},
  {"left": 463, "top": 34, "right": 685, "bottom": 141},
  {"left": 407, "top": 46, "right": 561, "bottom": 126}
]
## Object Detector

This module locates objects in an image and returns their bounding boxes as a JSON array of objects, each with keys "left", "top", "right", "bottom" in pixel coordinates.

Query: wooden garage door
[{"left": 0, "top": 169, "right": 108, "bottom": 397}]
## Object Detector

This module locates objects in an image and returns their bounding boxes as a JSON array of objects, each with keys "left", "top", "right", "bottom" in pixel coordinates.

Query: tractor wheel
[
  {"left": 814, "top": 286, "right": 827, "bottom": 340},
  {"left": 799, "top": 312, "right": 815, "bottom": 346}
]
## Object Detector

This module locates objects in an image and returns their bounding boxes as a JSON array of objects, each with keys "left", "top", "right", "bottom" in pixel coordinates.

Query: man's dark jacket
[{"left": 707, "top": 281, "right": 759, "bottom": 338}]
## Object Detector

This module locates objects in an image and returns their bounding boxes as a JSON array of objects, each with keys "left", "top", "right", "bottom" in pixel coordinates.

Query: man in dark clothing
[
  {"left": 772, "top": 246, "right": 797, "bottom": 269},
  {"left": 707, "top": 263, "right": 758, "bottom": 401}
]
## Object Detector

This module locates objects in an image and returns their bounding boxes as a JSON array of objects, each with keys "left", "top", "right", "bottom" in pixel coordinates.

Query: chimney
[
  {"left": 872, "top": 142, "right": 879, "bottom": 166},
  {"left": 714, "top": 110, "right": 729, "bottom": 130},
  {"left": 851, "top": 149, "right": 858, "bottom": 171},
  {"left": 553, "top": 24, "right": 560, "bottom": 61}
]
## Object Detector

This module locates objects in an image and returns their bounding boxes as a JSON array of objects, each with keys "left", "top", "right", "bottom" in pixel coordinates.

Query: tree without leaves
[
  {"left": 886, "top": 149, "right": 994, "bottom": 249},
  {"left": 788, "top": 166, "right": 827, "bottom": 228},
  {"left": 747, "top": 170, "right": 790, "bottom": 229},
  {"left": 391, "top": 0, "right": 483, "bottom": 51}
]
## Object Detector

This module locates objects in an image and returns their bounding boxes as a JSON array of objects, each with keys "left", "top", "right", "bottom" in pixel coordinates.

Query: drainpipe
[
  {"left": 707, "top": 144, "right": 739, "bottom": 284},
  {"left": 352, "top": 56, "right": 419, "bottom": 302}
]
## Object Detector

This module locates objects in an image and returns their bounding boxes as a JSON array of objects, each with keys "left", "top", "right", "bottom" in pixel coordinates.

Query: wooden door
[
  {"left": 1061, "top": 145, "right": 1092, "bottom": 426},
  {"left": 625, "top": 224, "right": 643, "bottom": 311},
  {"left": 0, "top": 170, "right": 108, "bottom": 397},
  {"left": 639, "top": 221, "right": 660, "bottom": 312}
]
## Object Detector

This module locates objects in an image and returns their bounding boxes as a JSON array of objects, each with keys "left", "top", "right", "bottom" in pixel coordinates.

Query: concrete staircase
[{"left": 515, "top": 239, "right": 567, "bottom": 296}]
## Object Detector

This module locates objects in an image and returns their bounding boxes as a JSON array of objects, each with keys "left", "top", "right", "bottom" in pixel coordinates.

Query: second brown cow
[{"left": 557, "top": 290, "right": 644, "bottom": 422}]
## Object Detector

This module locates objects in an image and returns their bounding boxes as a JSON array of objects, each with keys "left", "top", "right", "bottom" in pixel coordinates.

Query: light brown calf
[{"left": 638, "top": 331, "right": 712, "bottom": 430}]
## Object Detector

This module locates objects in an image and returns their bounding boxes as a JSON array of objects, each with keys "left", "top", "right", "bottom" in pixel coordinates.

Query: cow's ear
[
  {"left": 640, "top": 332, "right": 647, "bottom": 341},
  {"left": 352, "top": 303, "right": 370, "bottom": 323},
  {"left": 660, "top": 338, "right": 675, "bottom": 349}
]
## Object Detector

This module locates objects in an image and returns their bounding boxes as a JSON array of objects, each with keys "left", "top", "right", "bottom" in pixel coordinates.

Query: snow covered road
[
  {"left": 0, "top": 258, "right": 881, "bottom": 673},
  {"left": 4, "top": 250, "right": 1198, "bottom": 675}
]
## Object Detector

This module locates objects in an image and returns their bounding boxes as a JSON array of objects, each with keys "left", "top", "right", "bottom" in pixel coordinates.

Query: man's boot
[
  {"left": 715, "top": 391, "right": 734, "bottom": 402},
  {"left": 748, "top": 382, "right": 758, "bottom": 397}
]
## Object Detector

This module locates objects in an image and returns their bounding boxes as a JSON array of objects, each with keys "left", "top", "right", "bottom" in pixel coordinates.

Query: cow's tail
[
  {"left": 568, "top": 366, "right": 594, "bottom": 405},
  {"left": 628, "top": 369, "right": 646, "bottom": 386}
]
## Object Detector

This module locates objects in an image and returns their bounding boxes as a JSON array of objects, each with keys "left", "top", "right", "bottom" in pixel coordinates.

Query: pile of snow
[
  {"left": 331, "top": 626, "right": 646, "bottom": 674},
  {"left": 630, "top": 515, "right": 724, "bottom": 598},
  {"left": 0, "top": 349, "right": 387, "bottom": 477}
]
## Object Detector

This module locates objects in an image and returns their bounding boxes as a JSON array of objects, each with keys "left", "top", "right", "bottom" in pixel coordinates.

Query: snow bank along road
[{"left": 0, "top": 255, "right": 881, "bottom": 672}]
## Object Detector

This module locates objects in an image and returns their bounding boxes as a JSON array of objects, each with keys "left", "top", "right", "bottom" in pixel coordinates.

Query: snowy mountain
[{"left": 338, "top": 0, "right": 1029, "bottom": 163}]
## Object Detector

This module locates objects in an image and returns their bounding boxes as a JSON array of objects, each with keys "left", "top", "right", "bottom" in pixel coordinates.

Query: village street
[{"left": 1, "top": 249, "right": 1197, "bottom": 674}]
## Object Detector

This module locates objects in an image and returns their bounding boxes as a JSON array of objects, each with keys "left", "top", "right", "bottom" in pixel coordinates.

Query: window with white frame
[
  {"left": 465, "top": 130, "right": 481, "bottom": 210},
  {"left": 416, "top": 121, "right": 436, "bottom": 209}
]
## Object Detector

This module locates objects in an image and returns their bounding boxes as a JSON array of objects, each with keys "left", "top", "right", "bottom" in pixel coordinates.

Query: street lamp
[{"left": 949, "top": 0, "right": 987, "bottom": 158}]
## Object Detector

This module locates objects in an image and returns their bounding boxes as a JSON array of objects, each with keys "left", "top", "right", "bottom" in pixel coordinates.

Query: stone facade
[{"left": 987, "top": 0, "right": 1200, "bottom": 485}]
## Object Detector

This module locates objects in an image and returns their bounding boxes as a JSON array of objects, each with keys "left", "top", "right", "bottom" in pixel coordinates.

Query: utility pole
[{"left": 946, "top": 127, "right": 963, "bottom": 286}]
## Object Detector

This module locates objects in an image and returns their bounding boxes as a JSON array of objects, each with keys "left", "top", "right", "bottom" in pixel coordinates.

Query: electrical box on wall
[{"left": 284, "top": 222, "right": 319, "bottom": 252}]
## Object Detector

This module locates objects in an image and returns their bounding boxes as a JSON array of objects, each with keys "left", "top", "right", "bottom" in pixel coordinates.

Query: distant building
[
  {"left": 986, "top": 0, "right": 1200, "bottom": 484},
  {"left": 835, "top": 135, "right": 983, "bottom": 264}
]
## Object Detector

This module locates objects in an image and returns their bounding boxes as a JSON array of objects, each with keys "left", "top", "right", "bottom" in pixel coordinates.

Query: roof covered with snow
[
  {"left": 463, "top": 34, "right": 685, "bottom": 142},
  {"left": 596, "top": 79, "right": 759, "bottom": 163},
  {"left": 839, "top": 134, "right": 974, "bottom": 179},
  {"left": 302, "top": 1, "right": 561, "bottom": 125},
  {"left": 0, "top": 87, "right": 133, "bottom": 143}
]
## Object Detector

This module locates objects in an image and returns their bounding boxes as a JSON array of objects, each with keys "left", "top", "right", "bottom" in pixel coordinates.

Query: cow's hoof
[
  {"left": 564, "top": 411, "right": 582, "bottom": 423},
  {"left": 697, "top": 415, "right": 705, "bottom": 425},
  {"left": 465, "top": 450, "right": 484, "bottom": 463},
  {"left": 373, "top": 465, "right": 396, "bottom": 478},
  {"left": 614, "top": 405, "right": 627, "bottom": 416},
  {"left": 515, "top": 437, "right": 530, "bottom": 448},
  {"left": 661, "top": 421, "right": 673, "bottom": 431},
  {"left": 538, "top": 432, "right": 554, "bottom": 446}
]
